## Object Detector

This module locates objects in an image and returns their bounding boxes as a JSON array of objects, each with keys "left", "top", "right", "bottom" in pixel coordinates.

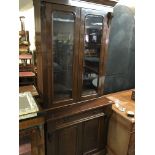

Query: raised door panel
[
  {"left": 58, "top": 126, "right": 79, "bottom": 155},
  {"left": 82, "top": 115, "right": 106, "bottom": 155},
  {"left": 47, "top": 124, "right": 82, "bottom": 155},
  {"left": 45, "top": 3, "right": 80, "bottom": 108}
]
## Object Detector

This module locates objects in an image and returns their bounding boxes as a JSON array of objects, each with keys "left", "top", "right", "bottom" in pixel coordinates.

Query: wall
[
  {"left": 103, "top": 3, "right": 135, "bottom": 94},
  {"left": 19, "top": 0, "right": 135, "bottom": 94}
]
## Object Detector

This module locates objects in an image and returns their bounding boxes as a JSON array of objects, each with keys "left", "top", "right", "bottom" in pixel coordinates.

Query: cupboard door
[
  {"left": 78, "top": 8, "right": 109, "bottom": 100},
  {"left": 47, "top": 124, "right": 82, "bottom": 155},
  {"left": 46, "top": 108, "right": 110, "bottom": 155},
  {"left": 82, "top": 114, "right": 107, "bottom": 155},
  {"left": 46, "top": 4, "right": 80, "bottom": 107}
]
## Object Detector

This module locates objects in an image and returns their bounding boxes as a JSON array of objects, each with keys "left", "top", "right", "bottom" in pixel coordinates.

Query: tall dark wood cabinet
[{"left": 33, "top": 0, "right": 116, "bottom": 155}]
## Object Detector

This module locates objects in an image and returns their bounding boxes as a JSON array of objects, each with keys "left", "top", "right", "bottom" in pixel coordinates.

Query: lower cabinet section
[{"left": 46, "top": 107, "right": 111, "bottom": 155}]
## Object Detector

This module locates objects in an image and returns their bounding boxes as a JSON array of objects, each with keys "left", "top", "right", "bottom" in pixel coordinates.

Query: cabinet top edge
[
  {"left": 45, "top": 97, "right": 113, "bottom": 120},
  {"left": 34, "top": 0, "right": 117, "bottom": 7}
]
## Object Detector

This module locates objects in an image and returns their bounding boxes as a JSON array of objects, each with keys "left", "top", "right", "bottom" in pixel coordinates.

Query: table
[
  {"left": 105, "top": 89, "right": 135, "bottom": 155},
  {"left": 19, "top": 85, "right": 45, "bottom": 155}
]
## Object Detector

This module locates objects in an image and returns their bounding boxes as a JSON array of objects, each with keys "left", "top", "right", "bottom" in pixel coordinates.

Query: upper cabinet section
[{"left": 33, "top": 0, "right": 113, "bottom": 108}]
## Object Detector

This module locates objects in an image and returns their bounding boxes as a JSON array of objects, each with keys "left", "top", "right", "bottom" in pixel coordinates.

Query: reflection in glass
[
  {"left": 82, "top": 15, "right": 103, "bottom": 96},
  {"left": 52, "top": 11, "right": 74, "bottom": 101}
]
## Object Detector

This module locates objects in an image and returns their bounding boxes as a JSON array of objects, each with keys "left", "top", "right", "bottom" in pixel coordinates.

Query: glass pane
[
  {"left": 82, "top": 15, "right": 103, "bottom": 96},
  {"left": 53, "top": 11, "right": 74, "bottom": 101}
]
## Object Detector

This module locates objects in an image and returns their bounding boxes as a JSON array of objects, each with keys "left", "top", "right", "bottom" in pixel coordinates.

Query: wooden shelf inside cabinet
[
  {"left": 84, "top": 57, "right": 99, "bottom": 73},
  {"left": 84, "top": 65, "right": 98, "bottom": 74}
]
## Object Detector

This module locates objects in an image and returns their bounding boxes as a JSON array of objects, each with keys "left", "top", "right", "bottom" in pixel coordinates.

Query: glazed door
[
  {"left": 45, "top": 4, "right": 80, "bottom": 107},
  {"left": 78, "top": 8, "right": 109, "bottom": 100}
]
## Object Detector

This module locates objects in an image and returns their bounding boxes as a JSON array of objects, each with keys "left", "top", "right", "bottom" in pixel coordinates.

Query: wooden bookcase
[{"left": 32, "top": 0, "right": 117, "bottom": 155}]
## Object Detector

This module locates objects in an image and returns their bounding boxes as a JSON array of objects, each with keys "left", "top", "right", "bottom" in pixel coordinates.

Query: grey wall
[{"left": 103, "top": 4, "right": 135, "bottom": 94}]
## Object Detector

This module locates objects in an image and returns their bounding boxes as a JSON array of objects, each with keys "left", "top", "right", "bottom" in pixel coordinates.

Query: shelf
[
  {"left": 19, "top": 54, "right": 32, "bottom": 59},
  {"left": 19, "top": 143, "right": 31, "bottom": 155},
  {"left": 84, "top": 65, "right": 98, "bottom": 74},
  {"left": 19, "top": 65, "right": 33, "bottom": 72},
  {"left": 84, "top": 57, "right": 99, "bottom": 63},
  {"left": 19, "top": 72, "right": 35, "bottom": 77},
  {"left": 19, "top": 85, "right": 39, "bottom": 97}
]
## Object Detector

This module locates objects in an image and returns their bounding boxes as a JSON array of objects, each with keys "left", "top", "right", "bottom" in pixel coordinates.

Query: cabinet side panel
[
  {"left": 34, "top": 0, "right": 49, "bottom": 107},
  {"left": 33, "top": 0, "right": 43, "bottom": 96}
]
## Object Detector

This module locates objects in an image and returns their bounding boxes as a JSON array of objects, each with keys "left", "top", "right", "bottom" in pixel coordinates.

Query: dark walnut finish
[
  {"left": 105, "top": 90, "right": 135, "bottom": 155},
  {"left": 33, "top": 0, "right": 115, "bottom": 155},
  {"left": 38, "top": 0, "right": 118, "bottom": 7},
  {"left": 45, "top": 97, "right": 113, "bottom": 155},
  {"left": 80, "top": 0, "right": 118, "bottom": 6},
  {"left": 33, "top": 0, "right": 113, "bottom": 109}
]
